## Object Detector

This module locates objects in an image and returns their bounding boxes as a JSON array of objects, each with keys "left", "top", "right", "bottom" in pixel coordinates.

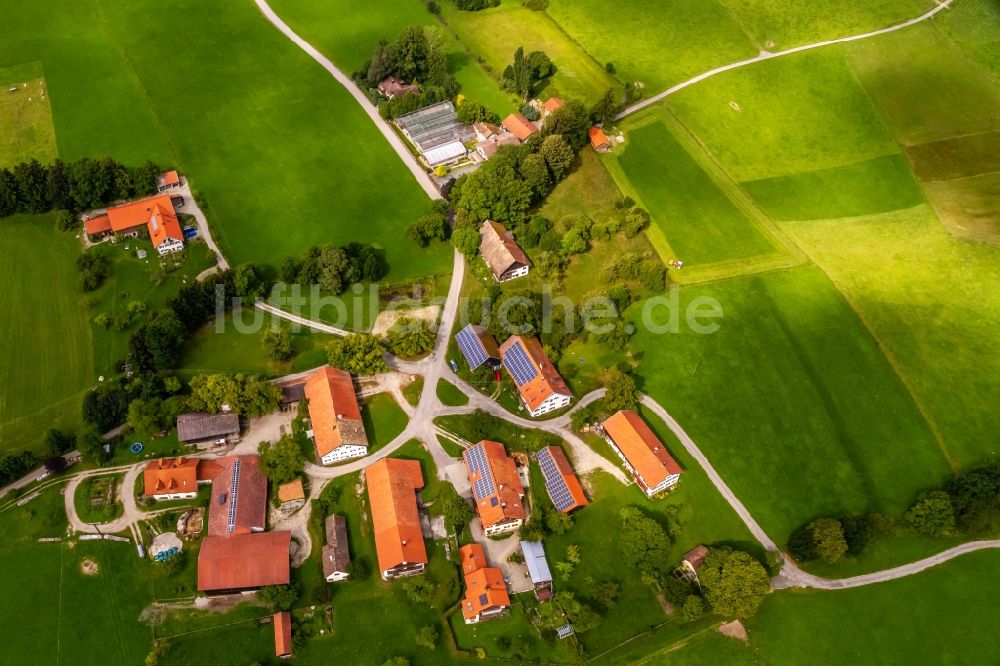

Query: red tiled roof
[
  {"left": 366, "top": 458, "right": 427, "bottom": 574},
  {"left": 198, "top": 531, "right": 291, "bottom": 591},
  {"left": 464, "top": 440, "right": 525, "bottom": 529},
  {"left": 543, "top": 98, "right": 564, "bottom": 114},
  {"left": 305, "top": 367, "right": 367, "bottom": 458},
  {"left": 84, "top": 215, "right": 111, "bottom": 236},
  {"left": 589, "top": 127, "right": 610, "bottom": 150},
  {"left": 602, "top": 410, "right": 682, "bottom": 490},
  {"left": 106, "top": 194, "right": 174, "bottom": 233},
  {"left": 459, "top": 543, "right": 510, "bottom": 621},
  {"left": 684, "top": 545, "right": 709, "bottom": 572},
  {"left": 501, "top": 113, "right": 537, "bottom": 141},
  {"left": 499, "top": 336, "right": 572, "bottom": 412},
  {"left": 143, "top": 457, "right": 199, "bottom": 497},
  {"left": 160, "top": 170, "right": 180, "bottom": 187},
  {"left": 277, "top": 480, "right": 305, "bottom": 503},
  {"left": 539, "top": 446, "right": 588, "bottom": 513},
  {"left": 148, "top": 203, "right": 183, "bottom": 248},
  {"left": 205, "top": 455, "right": 268, "bottom": 536},
  {"left": 274, "top": 612, "right": 293, "bottom": 657}
]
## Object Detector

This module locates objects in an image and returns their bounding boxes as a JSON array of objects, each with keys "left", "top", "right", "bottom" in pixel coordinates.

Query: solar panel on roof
[
  {"left": 456, "top": 325, "right": 489, "bottom": 370},
  {"left": 226, "top": 458, "right": 241, "bottom": 533},
  {"left": 503, "top": 342, "right": 538, "bottom": 386},
  {"left": 538, "top": 448, "right": 577, "bottom": 512},
  {"left": 465, "top": 444, "right": 496, "bottom": 499},
  {"left": 478, "top": 593, "right": 489, "bottom": 606}
]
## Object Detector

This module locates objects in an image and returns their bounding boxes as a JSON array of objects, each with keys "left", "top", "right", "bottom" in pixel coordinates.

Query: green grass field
[
  {"left": 0, "top": 215, "right": 93, "bottom": 456},
  {"left": 718, "top": 0, "right": 934, "bottom": 50},
  {"left": 1, "top": 0, "right": 448, "bottom": 281},
  {"left": 437, "top": 0, "right": 618, "bottom": 104},
  {"left": 667, "top": 48, "right": 899, "bottom": 181},
  {"left": 626, "top": 265, "right": 951, "bottom": 542},
  {"left": 361, "top": 393, "right": 409, "bottom": 453},
  {"left": 612, "top": 121, "right": 776, "bottom": 265},
  {"left": 741, "top": 153, "right": 925, "bottom": 221},
  {"left": 270, "top": 0, "right": 516, "bottom": 115},
  {"left": 781, "top": 205, "right": 1000, "bottom": 468},
  {"left": 547, "top": 0, "right": 756, "bottom": 92},
  {"left": 0, "top": 61, "right": 56, "bottom": 166}
]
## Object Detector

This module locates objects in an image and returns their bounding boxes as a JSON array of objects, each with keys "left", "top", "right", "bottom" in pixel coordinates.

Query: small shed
[
  {"left": 273, "top": 611, "right": 293, "bottom": 658},
  {"left": 521, "top": 540, "right": 553, "bottom": 601},
  {"left": 277, "top": 480, "right": 306, "bottom": 508},
  {"left": 589, "top": 127, "right": 611, "bottom": 152}
]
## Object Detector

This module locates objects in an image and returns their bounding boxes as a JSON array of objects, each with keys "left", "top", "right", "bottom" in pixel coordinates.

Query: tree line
[
  {"left": 279, "top": 242, "right": 388, "bottom": 295},
  {"left": 0, "top": 156, "right": 161, "bottom": 218},
  {"left": 788, "top": 461, "right": 1000, "bottom": 565}
]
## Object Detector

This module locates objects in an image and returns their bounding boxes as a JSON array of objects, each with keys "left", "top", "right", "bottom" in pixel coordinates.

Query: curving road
[
  {"left": 254, "top": 0, "right": 441, "bottom": 200},
  {"left": 616, "top": 0, "right": 955, "bottom": 120}
]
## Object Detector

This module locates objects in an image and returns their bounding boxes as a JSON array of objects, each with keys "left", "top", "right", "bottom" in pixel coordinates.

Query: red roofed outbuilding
[
  {"left": 274, "top": 611, "right": 293, "bottom": 658},
  {"left": 589, "top": 127, "right": 611, "bottom": 152}
]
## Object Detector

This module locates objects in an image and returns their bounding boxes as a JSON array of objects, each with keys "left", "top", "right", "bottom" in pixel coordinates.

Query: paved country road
[
  {"left": 254, "top": 0, "right": 442, "bottom": 200},
  {"left": 616, "top": 0, "right": 955, "bottom": 120}
]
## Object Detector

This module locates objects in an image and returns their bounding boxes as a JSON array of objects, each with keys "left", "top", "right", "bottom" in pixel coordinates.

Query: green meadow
[
  {"left": 718, "top": 0, "right": 934, "bottom": 50},
  {"left": 546, "top": 0, "right": 756, "bottom": 91},
  {"left": 0, "top": 0, "right": 447, "bottom": 281},
  {"left": 0, "top": 61, "right": 57, "bottom": 166},
  {"left": 627, "top": 266, "right": 951, "bottom": 542},
  {"left": 0, "top": 215, "right": 93, "bottom": 456},
  {"left": 437, "top": 0, "right": 618, "bottom": 104},
  {"left": 271, "top": 0, "right": 516, "bottom": 114}
]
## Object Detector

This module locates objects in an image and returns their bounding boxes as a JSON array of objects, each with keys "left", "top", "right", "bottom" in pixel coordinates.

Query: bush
[
  {"left": 55, "top": 209, "right": 76, "bottom": 231},
  {"left": 455, "top": 0, "right": 500, "bottom": 10},
  {"left": 326, "top": 334, "right": 389, "bottom": 375},
  {"left": 906, "top": 491, "right": 956, "bottom": 537},
  {"left": 385, "top": 317, "right": 436, "bottom": 357}
]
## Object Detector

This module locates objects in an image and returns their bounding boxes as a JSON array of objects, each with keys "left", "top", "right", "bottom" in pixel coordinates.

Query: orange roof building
[
  {"left": 463, "top": 440, "right": 526, "bottom": 536},
  {"left": 459, "top": 543, "right": 511, "bottom": 624},
  {"left": 158, "top": 170, "right": 181, "bottom": 191},
  {"left": 83, "top": 214, "right": 112, "bottom": 238},
  {"left": 589, "top": 127, "right": 611, "bottom": 152},
  {"left": 197, "top": 455, "right": 291, "bottom": 594},
  {"left": 143, "top": 457, "right": 204, "bottom": 500},
  {"left": 601, "top": 410, "right": 682, "bottom": 497},
  {"left": 499, "top": 336, "right": 573, "bottom": 417},
  {"left": 304, "top": 367, "right": 368, "bottom": 465},
  {"left": 105, "top": 194, "right": 185, "bottom": 255},
  {"left": 274, "top": 611, "right": 293, "bottom": 658},
  {"left": 542, "top": 97, "right": 564, "bottom": 116},
  {"left": 366, "top": 458, "right": 428, "bottom": 580},
  {"left": 501, "top": 113, "right": 538, "bottom": 142},
  {"left": 277, "top": 479, "right": 306, "bottom": 505},
  {"left": 536, "top": 446, "right": 588, "bottom": 513},
  {"left": 480, "top": 220, "right": 531, "bottom": 282}
]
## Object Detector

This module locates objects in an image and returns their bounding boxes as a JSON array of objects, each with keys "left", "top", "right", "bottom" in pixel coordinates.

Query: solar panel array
[
  {"left": 465, "top": 444, "right": 496, "bottom": 499},
  {"left": 537, "top": 448, "right": 577, "bottom": 512},
  {"left": 503, "top": 342, "right": 538, "bottom": 386},
  {"left": 456, "top": 325, "right": 488, "bottom": 370},
  {"left": 226, "top": 458, "right": 241, "bottom": 533}
]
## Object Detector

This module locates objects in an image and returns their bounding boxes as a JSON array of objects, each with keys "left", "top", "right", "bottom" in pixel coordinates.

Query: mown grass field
[
  {"left": 717, "top": 0, "right": 934, "bottom": 50},
  {"left": 612, "top": 121, "right": 776, "bottom": 265},
  {"left": 547, "top": 0, "right": 756, "bottom": 91},
  {"left": 437, "top": 0, "right": 618, "bottom": 104},
  {"left": 0, "top": 214, "right": 92, "bottom": 456},
  {"left": 668, "top": 48, "right": 898, "bottom": 182},
  {"left": 271, "top": 0, "right": 516, "bottom": 115},
  {"left": 0, "top": 0, "right": 448, "bottom": 281},
  {"left": 0, "top": 61, "right": 56, "bottom": 166},
  {"left": 626, "top": 265, "right": 951, "bottom": 542}
]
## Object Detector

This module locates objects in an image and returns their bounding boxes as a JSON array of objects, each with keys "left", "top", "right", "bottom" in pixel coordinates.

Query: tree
[
  {"left": 590, "top": 89, "right": 618, "bottom": 125},
  {"left": 808, "top": 517, "right": 848, "bottom": 563},
  {"left": 452, "top": 226, "right": 481, "bottom": 257},
  {"left": 543, "top": 100, "right": 591, "bottom": 150},
  {"left": 545, "top": 509, "right": 573, "bottom": 535},
  {"left": 594, "top": 581, "right": 620, "bottom": 609},
  {"left": 539, "top": 135, "right": 574, "bottom": 181},
  {"left": 128, "top": 398, "right": 167, "bottom": 435},
  {"left": 257, "top": 584, "right": 298, "bottom": 611},
  {"left": 144, "top": 310, "right": 187, "bottom": 371},
  {"left": 415, "top": 625, "right": 438, "bottom": 649},
  {"left": 55, "top": 209, "right": 76, "bottom": 232},
  {"left": 906, "top": 491, "right": 955, "bottom": 537},
  {"left": 519, "top": 153, "right": 551, "bottom": 197},
  {"left": 262, "top": 324, "right": 295, "bottom": 362},
  {"left": 0, "top": 451, "right": 38, "bottom": 486},
  {"left": 456, "top": 98, "right": 498, "bottom": 124},
  {"left": 132, "top": 161, "right": 160, "bottom": 196},
  {"left": 441, "top": 486, "right": 475, "bottom": 532},
  {"left": 258, "top": 436, "right": 305, "bottom": 485},
  {"left": 503, "top": 47, "right": 535, "bottom": 99},
  {"left": 326, "top": 334, "right": 389, "bottom": 375},
  {"left": 382, "top": 658, "right": 410, "bottom": 666},
  {"left": 406, "top": 211, "right": 447, "bottom": 247},
  {"left": 681, "top": 595, "right": 704, "bottom": 623},
  {"left": 618, "top": 506, "right": 671, "bottom": 576},
  {"left": 44, "top": 429, "right": 76, "bottom": 456},
  {"left": 561, "top": 227, "right": 587, "bottom": 255},
  {"left": 187, "top": 373, "right": 282, "bottom": 417},
  {"left": 83, "top": 384, "right": 128, "bottom": 433},
  {"left": 403, "top": 577, "right": 434, "bottom": 603},
  {"left": 385, "top": 317, "right": 436, "bottom": 357},
  {"left": 604, "top": 371, "right": 639, "bottom": 412},
  {"left": 698, "top": 548, "right": 770, "bottom": 619},
  {"left": 557, "top": 592, "right": 601, "bottom": 633},
  {"left": 233, "top": 263, "right": 267, "bottom": 302}
]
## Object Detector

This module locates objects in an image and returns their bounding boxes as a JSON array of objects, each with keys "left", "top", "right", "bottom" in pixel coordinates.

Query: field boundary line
[{"left": 616, "top": 0, "right": 955, "bottom": 119}]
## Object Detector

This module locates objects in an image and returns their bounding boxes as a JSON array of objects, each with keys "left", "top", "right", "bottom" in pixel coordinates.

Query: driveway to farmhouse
[{"left": 254, "top": 0, "right": 442, "bottom": 200}]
